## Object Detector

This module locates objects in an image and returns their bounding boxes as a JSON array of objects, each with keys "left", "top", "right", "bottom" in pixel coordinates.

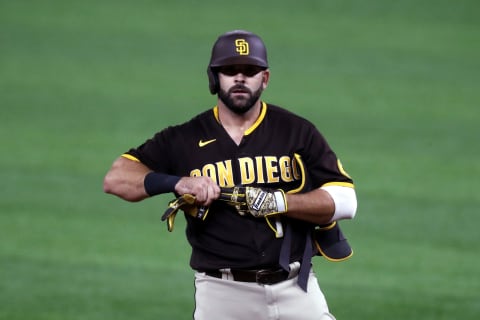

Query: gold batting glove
[
  {"left": 218, "top": 186, "right": 287, "bottom": 218},
  {"left": 161, "top": 194, "right": 209, "bottom": 232}
]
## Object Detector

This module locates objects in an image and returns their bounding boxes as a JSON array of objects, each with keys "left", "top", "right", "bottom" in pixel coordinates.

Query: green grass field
[{"left": 1, "top": 0, "right": 479, "bottom": 319}]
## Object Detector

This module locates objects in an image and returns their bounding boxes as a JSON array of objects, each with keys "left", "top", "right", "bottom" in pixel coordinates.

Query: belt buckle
[{"left": 255, "top": 269, "right": 274, "bottom": 284}]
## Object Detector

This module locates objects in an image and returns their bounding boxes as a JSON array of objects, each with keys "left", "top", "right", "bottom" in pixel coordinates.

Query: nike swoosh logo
[{"left": 198, "top": 139, "right": 217, "bottom": 147}]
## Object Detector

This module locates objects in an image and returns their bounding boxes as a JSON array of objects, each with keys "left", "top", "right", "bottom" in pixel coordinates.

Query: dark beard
[{"left": 218, "top": 84, "right": 263, "bottom": 115}]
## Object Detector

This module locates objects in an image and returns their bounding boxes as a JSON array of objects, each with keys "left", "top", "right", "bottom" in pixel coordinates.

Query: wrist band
[{"left": 144, "top": 172, "right": 181, "bottom": 196}]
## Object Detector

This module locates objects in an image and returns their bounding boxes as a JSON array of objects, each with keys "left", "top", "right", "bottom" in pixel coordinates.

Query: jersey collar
[{"left": 213, "top": 102, "right": 267, "bottom": 136}]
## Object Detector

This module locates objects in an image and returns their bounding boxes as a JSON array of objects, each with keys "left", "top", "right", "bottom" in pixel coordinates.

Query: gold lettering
[
  {"left": 202, "top": 164, "right": 217, "bottom": 183},
  {"left": 190, "top": 169, "right": 201, "bottom": 177},
  {"left": 255, "top": 156, "right": 265, "bottom": 184},
  {"left": 216, "top": 160, "right": 234, "bottom": 187},
  {"left": 191, "top": 155, "right": 302, "bottom": 186},
  {"left": 239, "top": 157, "right": 255, "bottom": 184},
  {"left": 292, "top": 157, "right": 301, "bottom": 180},
  {"left": 235, "top": 39, "right": 249, "bottom": 55},
  {"left": 264, "top": 156, "right": 279, "bottom": 183},
  {"left": 279, "top": 156, "right": 294, "bottom": 182}
]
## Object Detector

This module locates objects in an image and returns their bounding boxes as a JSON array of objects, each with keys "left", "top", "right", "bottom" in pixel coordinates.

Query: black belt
[{"left": 205, "top": 268, "right": 290, "bottom": 285}]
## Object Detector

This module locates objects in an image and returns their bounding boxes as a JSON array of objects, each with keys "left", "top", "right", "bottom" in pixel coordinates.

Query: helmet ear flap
[{"left": 207, "top": 67, "right": 219, "bottom": 95}]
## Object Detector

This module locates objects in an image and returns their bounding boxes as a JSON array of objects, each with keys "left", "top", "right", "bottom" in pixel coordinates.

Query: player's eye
[{"left": 219, "top": 65, "right": 264, "bottom": 77}]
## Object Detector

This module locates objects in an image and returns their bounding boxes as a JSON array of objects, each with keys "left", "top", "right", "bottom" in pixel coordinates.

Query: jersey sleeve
[
  {"left": 124, "top": 127, "right": 175, "bottom": 173},
  {"left": 301, "top": 124, "right": 354, "bottom": 189}
]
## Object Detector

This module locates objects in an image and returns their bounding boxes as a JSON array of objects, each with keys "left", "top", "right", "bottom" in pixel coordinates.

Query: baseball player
[{"left": 104, "top": 30, "right": 357, "bottom": 320}]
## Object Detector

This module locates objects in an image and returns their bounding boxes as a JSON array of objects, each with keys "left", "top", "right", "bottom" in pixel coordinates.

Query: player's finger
[
  {"left": 195, "top": 185, "right": 207, "bottom": 204},
  {"left": 211, "top": 184, "right": 221, "bottom": 199},
  {"left": 202, "top": 184, "right": 218, "bottom": 206}
]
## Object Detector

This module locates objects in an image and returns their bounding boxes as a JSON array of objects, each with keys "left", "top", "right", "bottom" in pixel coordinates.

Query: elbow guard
[{"left": 321, "top": 185, "right": 357, "bottom": 221}]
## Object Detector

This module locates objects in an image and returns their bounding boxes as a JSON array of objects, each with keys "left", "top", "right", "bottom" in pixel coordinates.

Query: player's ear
[{"left": 262, "top": 69, "right": 270, "bottom": 89}]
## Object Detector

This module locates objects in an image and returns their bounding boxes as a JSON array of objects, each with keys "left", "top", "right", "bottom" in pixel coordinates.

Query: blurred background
[{"left": 1, "top": 0, "right": 479, "bottom": 319}]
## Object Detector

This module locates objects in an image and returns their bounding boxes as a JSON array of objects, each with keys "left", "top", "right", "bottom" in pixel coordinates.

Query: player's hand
[
  {"left": 161, "top": 194, "right": 209, "bottom": 232},
  {"left": 218, "top": 186, "right": 287, "bottom": 217},
  {"left": 174, "top": 176, "right": 221, "bottom": 206}
]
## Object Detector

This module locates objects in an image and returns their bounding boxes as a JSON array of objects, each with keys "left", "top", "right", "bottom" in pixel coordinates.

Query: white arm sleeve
[{"left": 321, "top": 185, "right": 357, "bottom": 222}]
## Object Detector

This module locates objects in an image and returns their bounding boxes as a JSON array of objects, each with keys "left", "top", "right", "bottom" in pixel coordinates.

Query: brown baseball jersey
[{"left": 125, "top": 102, "right": 354, "bottom": 271}]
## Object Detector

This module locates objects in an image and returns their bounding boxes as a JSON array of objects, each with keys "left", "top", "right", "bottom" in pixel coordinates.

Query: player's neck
[{"left": 217, "top": 101, "right": 262, "bottom": 145}]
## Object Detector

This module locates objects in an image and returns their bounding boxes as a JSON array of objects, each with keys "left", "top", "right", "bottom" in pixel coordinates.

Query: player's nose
[{"left": 233, "top": 73, "right": 247, "bottom": 82}]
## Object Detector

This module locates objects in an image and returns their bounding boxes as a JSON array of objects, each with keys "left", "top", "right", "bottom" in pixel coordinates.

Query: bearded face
[{"left": 217, "top": 83, "right": 264, "bottom": 115}]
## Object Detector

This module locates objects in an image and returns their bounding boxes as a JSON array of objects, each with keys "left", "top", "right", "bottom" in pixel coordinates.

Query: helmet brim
[{"left": 210, "top": 56, "right": 268, "bottom": 68}]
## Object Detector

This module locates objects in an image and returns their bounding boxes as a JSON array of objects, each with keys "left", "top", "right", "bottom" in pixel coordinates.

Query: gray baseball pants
[{"left": 193, "top": 269, "right": 335, "bottom": 320}]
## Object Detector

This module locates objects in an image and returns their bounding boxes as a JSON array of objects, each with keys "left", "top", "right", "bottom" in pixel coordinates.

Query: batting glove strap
[
  {"left": 161, "top": 194, "right": 209, "bottom": 232},
  {"left": 219, "top": 186, "right": 287, "bottom": 218}
]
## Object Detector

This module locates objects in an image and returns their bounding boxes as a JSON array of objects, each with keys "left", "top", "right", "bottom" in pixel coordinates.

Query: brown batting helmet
[{"left": 207, "top": 30, "right": 269, "bottom": 94}]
